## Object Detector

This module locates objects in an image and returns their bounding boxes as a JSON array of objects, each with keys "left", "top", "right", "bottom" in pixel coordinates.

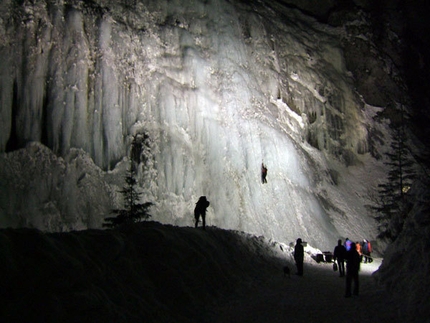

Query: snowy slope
[
  {"left": 0, "top": 222, "right": 401, "bottom": 323},
  {"left": 375, "top": 179, "right": 430, "bottom": 321}
]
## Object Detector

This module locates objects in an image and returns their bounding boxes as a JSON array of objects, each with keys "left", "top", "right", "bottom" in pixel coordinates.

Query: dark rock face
[{"left": 283, "top": 0, "right": 430, "bottom": 145}]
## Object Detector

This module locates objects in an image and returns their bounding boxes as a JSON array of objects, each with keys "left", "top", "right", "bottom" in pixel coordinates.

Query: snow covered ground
[{"left": 0, "top": 222, "right": 406, "bottom": 323}]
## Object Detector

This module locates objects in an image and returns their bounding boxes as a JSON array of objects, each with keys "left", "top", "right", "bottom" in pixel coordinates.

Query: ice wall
[{"left": 0, "top": 0, "right": 382, "bottom": 249}]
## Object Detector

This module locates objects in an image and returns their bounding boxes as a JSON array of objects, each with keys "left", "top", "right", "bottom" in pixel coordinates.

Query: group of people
[
  {"left": 293, "top": 237, "right": 373, "bottom": 298},
  {"left": 333, "top": 238, "right": 373, "bottom": 297},
  {"left": 340, "top": 238, "right": 373, "bottom": 264},
  {"left": 195, "top": 194, "right": 372, "bottom": 299}
]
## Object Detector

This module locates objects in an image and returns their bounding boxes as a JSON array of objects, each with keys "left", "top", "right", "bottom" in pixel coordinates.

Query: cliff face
[
  {"left": 0, "top": 0, "right": 413, "bottom": 249},
  {"left": 1, "top": 0, "right": 385, "bottom": 165}
]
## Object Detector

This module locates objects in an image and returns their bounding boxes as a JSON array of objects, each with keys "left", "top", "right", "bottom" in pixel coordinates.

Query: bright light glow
[{"left": 402, "top": 185, "right": 411, "bottom": 193}]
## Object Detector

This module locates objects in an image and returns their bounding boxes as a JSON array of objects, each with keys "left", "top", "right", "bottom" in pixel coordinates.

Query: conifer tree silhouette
[
  {"left": 104, "top": 133, "right": 152, "bottom": 228},
  {"left": 373, "top": 106, "right": 415, "bottom": 241}
]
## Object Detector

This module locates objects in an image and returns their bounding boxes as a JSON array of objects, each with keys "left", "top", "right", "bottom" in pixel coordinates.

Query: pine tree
[
  {"left": 373, "top": 108, "right": 415, "bottom": 241},
  {"left": 103, "top": 134, "right": 153, "bottom": 228}
]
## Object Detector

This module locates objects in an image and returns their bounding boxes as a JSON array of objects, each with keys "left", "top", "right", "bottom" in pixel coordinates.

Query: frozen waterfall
[{"left": 0, "top": 0, "right": 383, "bottom": 250}]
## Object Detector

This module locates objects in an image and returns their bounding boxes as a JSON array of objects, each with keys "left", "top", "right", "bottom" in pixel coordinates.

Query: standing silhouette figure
[
  {"left": 333, "top": 239, "right": 347, "bottom": 277},
  {"left": 345, "top": 242, "right": 361, "bottom": 297},
  {"left": 194, "top": 196, "right": 210, "bottom": 230},
  {"left": 294, "top": 238, "right": 304, "bottom": 276}
]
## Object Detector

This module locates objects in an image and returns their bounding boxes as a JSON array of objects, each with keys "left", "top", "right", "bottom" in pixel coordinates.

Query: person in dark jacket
[
  {"left": 194, "top": 196, "right": 210, "bottom": 230},
  {"left": 294, "top": 238, "right": 304, "bottom": 276},
  {"left": 333, "top": 239, "right": 346, "bottom": 277},
  {"left": 362, "top": 239, "right": 373, "bottom": 263},
  {"left": 345, "top": 242, "right": 361, "bottom": 297},
  {"left": 261, "top": 163, "right": 268, "bottom": 183}
]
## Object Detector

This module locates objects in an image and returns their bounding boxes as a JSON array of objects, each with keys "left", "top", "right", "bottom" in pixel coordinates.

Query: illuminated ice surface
[{"left": 0, "top": 0, "right": 386, "bottom": 250}]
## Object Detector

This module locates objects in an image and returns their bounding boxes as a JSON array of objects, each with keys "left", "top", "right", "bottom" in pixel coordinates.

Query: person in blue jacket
[{"left": 344, "top": 238, "right": 352, "bottom": 251}]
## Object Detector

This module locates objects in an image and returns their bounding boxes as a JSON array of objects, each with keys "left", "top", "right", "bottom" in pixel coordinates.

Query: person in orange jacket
[{"left": 356, "top": 241, "right": 363, "bottom": 263}]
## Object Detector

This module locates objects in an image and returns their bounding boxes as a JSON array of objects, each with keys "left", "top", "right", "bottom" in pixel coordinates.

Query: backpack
[{"left": 367, "top": 241, "right": 373, "bottom": 253}]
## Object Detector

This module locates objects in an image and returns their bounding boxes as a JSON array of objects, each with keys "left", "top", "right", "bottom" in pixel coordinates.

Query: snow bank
[
  {"left": 0, "top": 222, "right": 292, "bottom": 322},
  {"left": 376, "top": 178, "right": 430, "bottom": 322},
  {"left": 0, "top": 142, "right": 112, "bottom": 231},
  {"left": 1, "top": 222, "right": 401, "bottom": 323}
]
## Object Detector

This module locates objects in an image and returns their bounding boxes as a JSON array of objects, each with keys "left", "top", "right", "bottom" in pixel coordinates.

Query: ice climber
[{"left": 261, "top": 163, "right": 268, "bottom": 183}]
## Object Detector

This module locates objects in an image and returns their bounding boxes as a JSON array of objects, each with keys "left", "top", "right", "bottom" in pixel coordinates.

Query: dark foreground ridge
[
  {"left": 0, "top": 222, "right": 398, "bottom": 323},
  {"left": 0, "top": 222, "right": 285, "bottom": 323}
]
